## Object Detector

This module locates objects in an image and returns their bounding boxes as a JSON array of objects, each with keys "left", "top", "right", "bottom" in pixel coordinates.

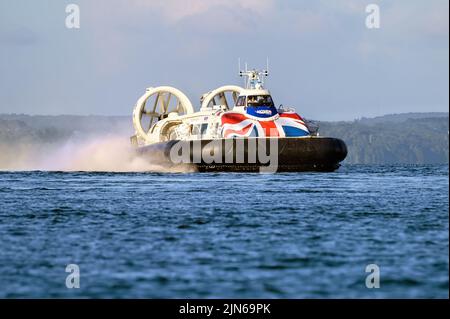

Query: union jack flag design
[{"left": 221, "top": 111, "right": 310, "bottom": 138}]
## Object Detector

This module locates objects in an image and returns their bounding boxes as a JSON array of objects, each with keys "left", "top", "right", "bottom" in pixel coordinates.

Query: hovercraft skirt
[{"left": 137, "top": 137, "right": 347, "bottom": 172}]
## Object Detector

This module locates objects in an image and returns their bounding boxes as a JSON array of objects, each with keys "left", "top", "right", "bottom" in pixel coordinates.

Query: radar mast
[{"left": 238, "top": 58, "right": 269, "bottom": 90}]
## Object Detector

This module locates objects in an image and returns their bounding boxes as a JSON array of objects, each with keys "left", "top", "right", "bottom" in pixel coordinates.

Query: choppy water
[{"left": 0, "top": 165, "right": 448, "bottom": 298}]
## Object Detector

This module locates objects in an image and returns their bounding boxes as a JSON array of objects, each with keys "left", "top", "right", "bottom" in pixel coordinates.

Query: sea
[{"left": 0, "top": 165, "right": 448, "bottom": 298}]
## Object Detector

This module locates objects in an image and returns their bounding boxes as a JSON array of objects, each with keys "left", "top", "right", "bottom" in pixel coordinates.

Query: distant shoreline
[
  {"left": 0, "top": 112, "right": 448, "bottom": 165},
  {"left": 0, "top": 111, "right": 448, "bottom": 123}
]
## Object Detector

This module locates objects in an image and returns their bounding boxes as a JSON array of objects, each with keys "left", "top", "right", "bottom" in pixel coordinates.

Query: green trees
[
  {"left": 0, "top": 113, "right": 448, "bottom": 165},
  {"left": 319, "top": 116, "right": 449, "bottom": 164}
]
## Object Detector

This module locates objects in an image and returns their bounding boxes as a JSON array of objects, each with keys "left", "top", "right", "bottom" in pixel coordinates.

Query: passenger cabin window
[
  {"left": 190, "top": 123, "right": 208, "bottom": 136},
  {"left": 190, "top": 124, "right": 200, "bottom": 136},
  {"left": 200, "top": 123, "right": 208, "bottom": 135},
  {"left": 247, "top": 95, "right": 274, "bottom": 107},
  {"left": 236, "top": 96, "right": 246, "bottom": 106}
]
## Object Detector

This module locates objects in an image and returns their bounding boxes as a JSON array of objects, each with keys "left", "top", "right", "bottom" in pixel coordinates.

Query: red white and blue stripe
[{"left": 220, "top": 111, "right": 310, "bottom": 138}]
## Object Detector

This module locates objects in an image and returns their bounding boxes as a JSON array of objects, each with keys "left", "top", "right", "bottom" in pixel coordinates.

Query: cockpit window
[{"left": 247, "top": 95, "right": 274, "bottom": 107}]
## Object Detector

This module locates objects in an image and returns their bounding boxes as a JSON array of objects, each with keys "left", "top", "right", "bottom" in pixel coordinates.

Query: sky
[{"left": 0, "top": 0, "right": 448, "bottom": 121}]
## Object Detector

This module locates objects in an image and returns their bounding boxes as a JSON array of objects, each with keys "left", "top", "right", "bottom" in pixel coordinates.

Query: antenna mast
[{"left": 238, "top": 60, "right": 270, "bottom": 89}]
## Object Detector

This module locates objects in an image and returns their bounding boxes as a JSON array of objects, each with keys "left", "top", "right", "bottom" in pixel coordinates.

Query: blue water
[{"left": 0, "top": 165, "right": 448, "bottom": 298}]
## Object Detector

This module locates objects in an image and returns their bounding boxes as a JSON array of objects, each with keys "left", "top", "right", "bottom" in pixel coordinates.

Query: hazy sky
[{"left": 0, "top": 0, "right": 448, "bottom": 120}]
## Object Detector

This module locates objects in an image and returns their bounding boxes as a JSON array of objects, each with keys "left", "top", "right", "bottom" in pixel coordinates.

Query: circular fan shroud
[
  {"left": 200, "top": 85, "right": 244, "bottom": 110},
  {"left": 133, "top": 86, "right": 194, "bottom": 143}
]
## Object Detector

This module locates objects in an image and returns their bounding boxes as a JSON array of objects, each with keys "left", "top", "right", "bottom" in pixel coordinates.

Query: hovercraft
[{"left": 130, "top": 66, "right": 347, "bottom": 172}]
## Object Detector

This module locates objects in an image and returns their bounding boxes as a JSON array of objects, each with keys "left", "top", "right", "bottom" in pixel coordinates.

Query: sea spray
[
  {"left": 0, "top": 135, "right": 193, "bottom": 172},
  {"left": 40, "top": 135, "right": 152, "bottom": 172}
]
